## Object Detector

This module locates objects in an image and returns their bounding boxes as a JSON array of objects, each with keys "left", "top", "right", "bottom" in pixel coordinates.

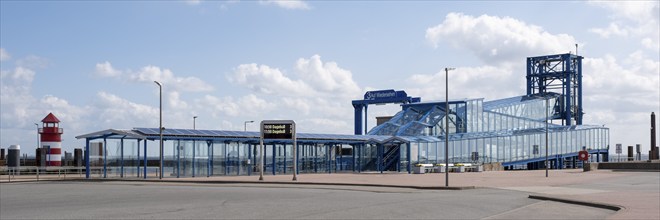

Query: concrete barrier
[
  {"left": 583, "top": 163, "right": 599, "bottom": 171},
  {"left": 594, "top": 160, "right": 660, "bottom": 171},
  {"left": 482, "top": 162, "right": 503, "bottom": 171}
]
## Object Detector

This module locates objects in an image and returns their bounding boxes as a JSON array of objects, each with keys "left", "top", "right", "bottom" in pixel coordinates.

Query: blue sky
[{"left": 1, "top": 1, "right": 658, "bottom": 156}]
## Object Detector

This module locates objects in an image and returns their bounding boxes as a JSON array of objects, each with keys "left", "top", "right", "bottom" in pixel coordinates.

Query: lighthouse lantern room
[{"left": 39, "top": 113, "right": 63, "bottom": 166}]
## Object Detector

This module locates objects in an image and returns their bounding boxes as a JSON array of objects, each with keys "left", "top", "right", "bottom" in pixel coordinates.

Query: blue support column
[
  {"left": 354, "top": 104, "right": 363, "bottom": 135},
  {"left": 358, "top": 144, "right": 361, "bottom": 173},
  {"left": 224, "top": 143, "right": 228, "bottom": 175},
  {"left": 237, "top": 143, "right": 241, "bottom": 176},
  {"left": 207, "top": 141, "right": 212, "bottom": 177},
  {"left": 352, "top": 145, "right": 355, "bottom": 172},
  {"left": 283, "top": 144, "right": 286, "bottom": 174},
  {"left": 249, "top": 144, "right": 253, "bottom": 176},
  {"left": 192, "top": 140, "right": 195, "bottom": 177},
  {"left": 103, "top": 138, "right": 107, "bottom": 178},
  {"left": 577, "top": 56, "right": 583, "bottom": 125},
  {"left": 314, "top": 145, "right": 318, "bottom": 173},
  {"left": 143, "top": 140, "right": 147, "bottom": 179},
  {"left": 407, "top": 143, "right": 411, "bottom": 174},
  {"left": 327, "top": 145, "right": 331, "bottom": 174},
  {"left": 526, "top": 57, "right": 533, "bottom": 95},
  {"left": 120, "top": 138, "right": 124, "bottom": 178},
  {"left": 564, "top": 54, "right": 572, "bottom": 125},
  {"left": 378, "top": 144, "right": 383, "bottom": 174},
  {"left": 296, "top": 143, "right": 300, "bottom": 175},
  {"left": 177, "top": 140, "right": 180, "bottom": 178},
  {"left": 364, "top": 105, "right": 368, "bottom": 135},
  {"left": 137, "top": 140, "right": 140, "bottom": 177},
  {"left": 85, "top": 138, "right": 90, "bottom": 179},
  {"left": 272, "top": 144, "right": 276, "bottom": 175},
  {"left": 338, "top": 145, "right": 342, "bottom": 171},
  {"left": 210, "top": 142, "right": 214, "bottom": 176}
]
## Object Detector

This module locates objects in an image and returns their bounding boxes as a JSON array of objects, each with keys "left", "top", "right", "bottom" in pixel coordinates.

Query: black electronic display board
[{"left": 262, "top": 123, "right": 293, "bottom": 139}]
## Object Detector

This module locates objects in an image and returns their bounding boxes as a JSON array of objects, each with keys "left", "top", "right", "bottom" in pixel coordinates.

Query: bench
[{"left": 413, "top": 164, "right": 434, "bottom": 174}]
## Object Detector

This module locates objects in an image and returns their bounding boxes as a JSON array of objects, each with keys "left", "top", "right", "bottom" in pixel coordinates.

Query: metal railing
[{"left": 1, "top": 166, "right": 85, "bottom": 182}]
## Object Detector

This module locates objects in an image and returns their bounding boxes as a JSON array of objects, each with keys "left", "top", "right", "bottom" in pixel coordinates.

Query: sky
[{"left": 1, "top": 0, "right": 658, "bottom": 156}]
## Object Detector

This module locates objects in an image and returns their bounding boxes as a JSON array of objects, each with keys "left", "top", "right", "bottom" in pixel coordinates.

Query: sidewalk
[{"left": 3, "top": 170, "right": 658, "bottom": 219}]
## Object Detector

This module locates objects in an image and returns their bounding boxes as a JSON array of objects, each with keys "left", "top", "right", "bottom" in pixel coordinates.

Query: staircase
[
  {"left": 360, "top": 144, "right": 401, "bottom": 172},
  {"left": 381, "top": 145, "right": 400, "bottom": 172}
]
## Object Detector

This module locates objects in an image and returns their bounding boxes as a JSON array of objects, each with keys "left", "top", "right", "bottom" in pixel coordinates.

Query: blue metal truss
[{"left": 526, "top": 53, "right": 583, "bottom": 125}]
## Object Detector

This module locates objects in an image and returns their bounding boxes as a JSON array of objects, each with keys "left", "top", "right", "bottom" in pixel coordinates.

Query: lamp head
[{"left": 154, "top": 81, "right": 161, "bottom": 86}]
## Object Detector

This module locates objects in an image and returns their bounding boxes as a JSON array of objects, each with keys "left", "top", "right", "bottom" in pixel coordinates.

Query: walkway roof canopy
[{"left": 75, "top": 128, "right": 439, "bottom": 145}]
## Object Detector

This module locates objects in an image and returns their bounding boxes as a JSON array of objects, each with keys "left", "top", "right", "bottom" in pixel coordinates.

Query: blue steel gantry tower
[
  {"left": 352, "top": 90, "right": 420, "bottom": 135},
  {"left": 526, "top": 53, "right": 583, "bottom": 125}
]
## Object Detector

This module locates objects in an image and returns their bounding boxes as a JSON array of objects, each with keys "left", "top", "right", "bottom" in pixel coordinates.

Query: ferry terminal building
[{"left": 76, "top": 53, "right": 609, "bottom": 179}]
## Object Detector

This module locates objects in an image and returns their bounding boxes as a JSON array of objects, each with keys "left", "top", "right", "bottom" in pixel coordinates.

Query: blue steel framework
[
  {"left": 352, "top": 90, "right": 421, "bottom": 135},
  {"left": 527, "top": 53, "right": 583, "bottom": 125},
  {"left": 76, "top": 54, "right": 608, "bottom": 178}
]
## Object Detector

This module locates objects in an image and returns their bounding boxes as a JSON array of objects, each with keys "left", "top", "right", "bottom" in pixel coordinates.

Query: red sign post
[{"left": 578, "top": 150, "right": 589, "bottom": 161}]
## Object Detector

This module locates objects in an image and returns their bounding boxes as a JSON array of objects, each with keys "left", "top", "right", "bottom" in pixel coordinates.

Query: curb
[
  {"left": 2, "top": 178, "right": 475, "bottom": 190},
  {"left": 94, "top": 179, "right": 477, "bottom": 190},
  {"left": 528, "top": 195, "right": 623, "bottom": 211}
]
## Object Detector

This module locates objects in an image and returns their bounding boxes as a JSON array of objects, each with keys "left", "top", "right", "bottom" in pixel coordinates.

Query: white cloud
[
  {"left": 227, "top": 55, "right": 364, "bottom": 134},
  {"left": 128, "top": 65, "right": 214, "bottom": 92},
  {"left": 230, "top": 55, "right": 361, "bottom": 99},
  {"left": 425, "top": 13, "right": 578, "bottom": 65},
  {"left": 583, "top": 52, "right": 659, "bottom": 104},
  {"left": 589, "top": 1, "right": 660, "bottom": 52},
  {"left": 229, "top": 63, "right": 316, "bottom": 96},
  {"left": 167, "top": 91, "right": 189, "bottom": 110},
  {"left": 295, "top": 55, "right": 361, "bottom": 97},
  {"left": 589, "top": 1, "right": 659, "bottom": 25},
  {"left": 0, "top": 67, "right": 37, "bottom": 128},
  {"left": 196, "top": 94, "right": 274, "bottom": 117},
  {"left": 185, "top": 0, "right": 201, "bottom": 5},
  {"left": 260, "top": 0, "right": 310, "bottom": 10},
  {"left": 95, "top": 61, "right": 122, "bottom": 77},
  {"left": 641, "top": 38, "right": 659, "bottom": 51},
  {"left": 0, "top": 48, "right": 10, "bottom": 61},
  {"left": 15, "top": 55, "right": 49, "bottom": 69},
  {"left": 589, "top": 23, "right": 629, "bottom": 38},
  {"left": 10, "top": 66, "right": 36, "bottom": 82},
  {"left": 95, "top": 91, "right": 158, "bottom": 126},
  {"left": 406, "top": 65, "right": 520, "bottom": 101},
  {"left": 93, "top": 62, "right": 214, "bottom": 92}
]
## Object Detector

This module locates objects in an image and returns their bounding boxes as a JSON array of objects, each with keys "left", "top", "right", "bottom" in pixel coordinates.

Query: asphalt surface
[{"left": 0, "top": 181, "right": 615, "bottom": 219}]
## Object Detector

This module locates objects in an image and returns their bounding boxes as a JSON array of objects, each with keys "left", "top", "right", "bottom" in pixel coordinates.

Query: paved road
[{"left": 1, "top": 182, "right": 614, "bottom": 219}]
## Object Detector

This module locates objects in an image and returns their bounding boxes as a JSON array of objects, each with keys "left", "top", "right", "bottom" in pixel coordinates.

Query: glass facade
[{"left": 79, "top": 93, "right": 609, "bottom": 178}]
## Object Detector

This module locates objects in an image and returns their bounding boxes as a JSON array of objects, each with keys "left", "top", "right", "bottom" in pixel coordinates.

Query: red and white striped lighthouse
[{"left": 39, "top": 113, "right": 63, "bottom": 166}]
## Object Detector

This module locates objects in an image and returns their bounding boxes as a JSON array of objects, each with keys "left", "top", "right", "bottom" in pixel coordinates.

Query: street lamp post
[
  {"left": 244, "top": 120, "right": 254, "bottom": 132},
  {"left": 154, "top": 81, "right": 163, "bottom": 180},
  {"left": 545, "top": 97, "right": 549, "bottom": 177},
  {"left": 445, "top": 67, "right": 454, "bottom": 187},
  {"left": 193, "top": 116, "right": 198, "bottom": 130}
]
